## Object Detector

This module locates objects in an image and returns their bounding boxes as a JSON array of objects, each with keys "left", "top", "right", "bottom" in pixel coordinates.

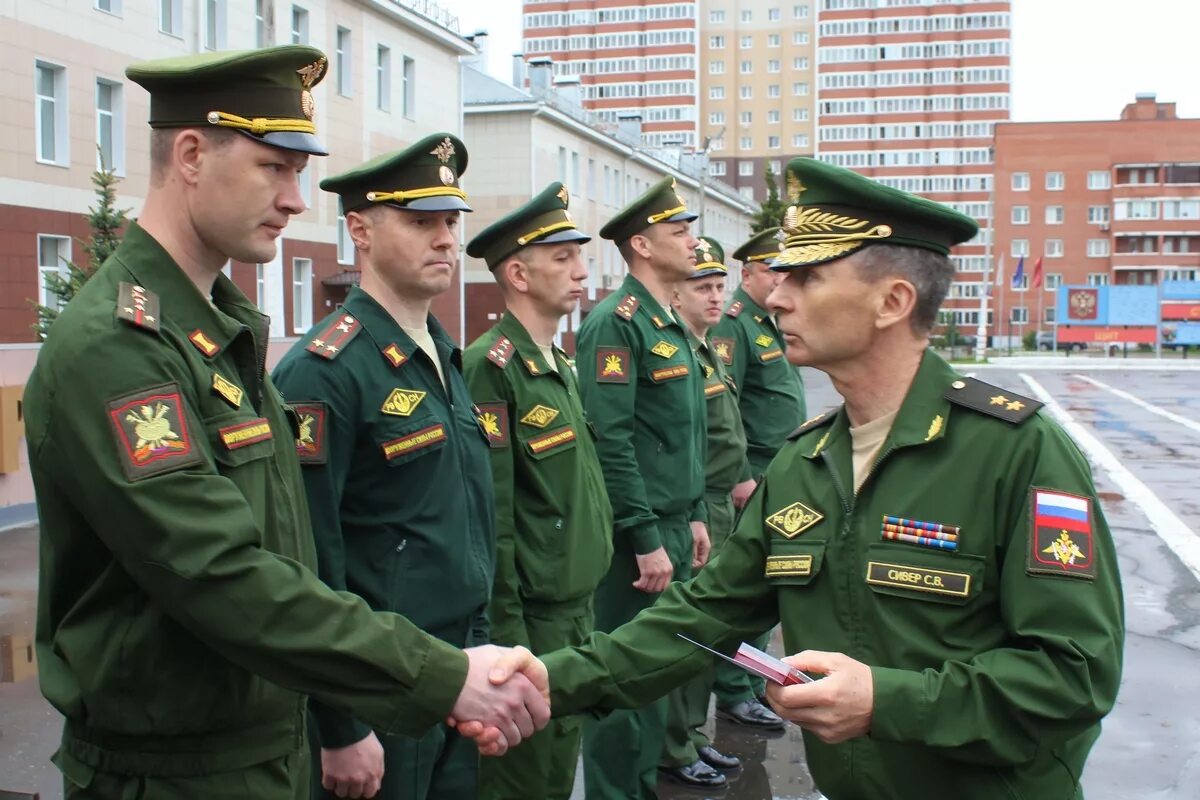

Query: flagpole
[
  {"left": 975, "top": 165, "right": 995, "bottom": 363},
  {"left": 997, "top": 256, "right": 1007, "bottom": 357}
]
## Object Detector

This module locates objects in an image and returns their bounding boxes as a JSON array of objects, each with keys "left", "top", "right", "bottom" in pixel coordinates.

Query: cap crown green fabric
[
  {"left": 466, "top": 182, "right": 591, "bottom": 269},
  {"left": 320, "top": 133, "right": 471, "bottom": 213},
  {"left": 125, "top": 45, "right": 328, "bottom": 155},
  {"left": 689, "top": 237, "right": 727, "bottom": 280},
  {"left": 732, "top": 227, "right": 783, "bottom": 264},
  {"left": 598, "top": 176, "right": 698, "bottom": 242},
  {"left": 773, "top": 157, "right": 979, "bottom": 269}
]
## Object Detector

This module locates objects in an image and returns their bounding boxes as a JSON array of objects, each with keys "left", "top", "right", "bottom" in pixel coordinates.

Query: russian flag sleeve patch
[{"left": 1027, "top": 488, "right": 1096, "bottom": 580}]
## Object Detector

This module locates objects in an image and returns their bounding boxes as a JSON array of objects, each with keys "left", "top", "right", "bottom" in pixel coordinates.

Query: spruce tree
[{"left": 751, "top": 164, "right": 787, "bottom": 233}]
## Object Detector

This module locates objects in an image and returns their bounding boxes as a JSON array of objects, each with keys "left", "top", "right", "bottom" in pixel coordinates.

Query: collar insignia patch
[{"left": 189, "top": 329, "right": 220, "bottom": 357}]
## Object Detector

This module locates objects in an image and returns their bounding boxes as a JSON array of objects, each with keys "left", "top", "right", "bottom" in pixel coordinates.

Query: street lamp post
[{"left": 696, "top": 126, "right": 725, "bottom": 238}]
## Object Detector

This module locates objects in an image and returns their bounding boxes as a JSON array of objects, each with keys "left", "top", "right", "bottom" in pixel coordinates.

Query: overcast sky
[{"left": 444, "top": 0, "right": 1199, "bottom": 123}]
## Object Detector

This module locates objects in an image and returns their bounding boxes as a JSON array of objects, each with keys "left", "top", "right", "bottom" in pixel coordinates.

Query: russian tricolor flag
[{"left": 1035, "top": 490, "right": 1091, "bottom": 533}]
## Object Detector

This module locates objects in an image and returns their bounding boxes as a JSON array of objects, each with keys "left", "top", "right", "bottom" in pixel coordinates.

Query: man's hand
[
  {"left": 320, "top": 731, "right": 384, "bottom": 799},
  {"left": 690, "top": 521, "right": 711, "bottom": 569},
  {"left": 764, "top": 651, "right": 874, "bottom": 744},
  {"left": 731, "top": 478, "right": 758, "bottom": 509},
  {"left": 448, "top": 645, "right": 551, "bottom": 756},
  {"left": 632, "top": 546, "right": 674, "bottom": 593}
]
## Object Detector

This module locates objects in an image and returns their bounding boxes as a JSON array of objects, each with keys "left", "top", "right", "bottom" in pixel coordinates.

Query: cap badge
[
  {"left": 431, "top": 137, "right": 456, "bottom": 163},
  {"left": 557, "top": 185, "right": 570, "bottom": 205},
  {"left": 786, "top": 170, "right": 806, "bottom": 203},
  {"left": 296, "top": 57, "right": 327, "bottom": 121},
  {"left": 439, "top": 166, "right": 455, "bottom": 186}
]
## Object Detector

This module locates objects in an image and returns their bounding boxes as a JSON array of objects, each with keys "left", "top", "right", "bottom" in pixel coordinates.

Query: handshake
[{"left": 447, "top": 644, "right": 552, "bottom": 756}]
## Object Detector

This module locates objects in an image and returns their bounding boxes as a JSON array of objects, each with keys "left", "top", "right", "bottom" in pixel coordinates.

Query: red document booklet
[{"left": 678, "top": 634, "right": 815, "bottom": 685}]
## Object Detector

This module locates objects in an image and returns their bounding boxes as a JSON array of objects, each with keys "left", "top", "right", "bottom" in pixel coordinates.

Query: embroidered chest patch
[
  {"left": 651, "top": 341, "right": 679, "bottom": 358},
  {"left": 765, "top": 501, "right": 824, "bottom": 539},
  {"left": 520, "top": 404, "right": 560, "bottom": 428},
  {"left": 211, "top": 373, "right": 243, "bottom": 409},
  {"left": 382, "top": 388, "right": 427, "bottom": 417}
]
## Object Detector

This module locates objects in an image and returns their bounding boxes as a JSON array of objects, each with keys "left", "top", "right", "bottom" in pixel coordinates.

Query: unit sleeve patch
[
  {"left": 1027, "top": 488, "right": 1096, "bottom": 580},
  {"left": 107, "top": 382, "right": 204, "bottom": 481},
  {"left": 476, "top": 402, "right": 510, "bottom": 448},
  {"left": 711, "top": 337, "right": 735, "bottom": 365},
  {"left": 293, "top": 402, "right": 328, "bottom": 464},
  {"left": 595, "top": 347, "right": 631, "bottom": 384}
]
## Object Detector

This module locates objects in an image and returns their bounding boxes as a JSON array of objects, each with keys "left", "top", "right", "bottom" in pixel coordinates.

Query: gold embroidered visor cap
[
  {"left": 771, "top": 157, "right": 979, "bottom": 270},
  {"left": 125, "top": 45, "right": 329, "bottom": 156},
  {"left": 732, "top": 227, "right": 783, "bottom": 265},
  {"left": 689, "top": 237, "right": 727, "bottom": 280},
  {"left": 467, "top": 181, "right": 591, "bottom": 270},
  {"left": 320, "top": 133, "right": 472, "bottom": 213},
  {"left": 598, "top": 176, "right": 698, "bottom": 242}
]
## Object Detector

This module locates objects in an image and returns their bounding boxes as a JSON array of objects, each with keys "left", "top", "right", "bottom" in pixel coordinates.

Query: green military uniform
[
  {"left": 712, "top": 227, "right": 807, "bottom": 475},
  {"left": 272, "top": 137, "right": 495, "bottom": 800},
  {"left": 24, "top": 47, "right": 477, "bottom": 800},
  {"left": 661, "top": 239, "right": 754, "bottom": 772},
  {"left": 540, "top": 158, "right": 1124, "bottom": 800},
  {"left": 576, "top": 178, "right": 707, "bottom": 800},
  {"left": 462, "top": 182, "right": 614, "bottom": 800}
]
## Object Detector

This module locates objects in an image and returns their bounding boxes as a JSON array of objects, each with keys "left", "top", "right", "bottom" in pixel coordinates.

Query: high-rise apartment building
[
  {"left": 815, "top": 0, "right": 1012, "bottom": 330},
  {"left": 699, "top": 1, "right": 818, "bottom": 203},
  {"left": 521, "top": 0, "right": 700, "bottom": 148}
]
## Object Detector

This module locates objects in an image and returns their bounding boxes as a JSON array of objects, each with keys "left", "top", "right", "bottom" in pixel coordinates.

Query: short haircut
[
  {"left": 853, "top": 244, "right": 953, "bottom": 334},
  {"left": 149, "top": 127, "right": 237, "bottom": 183},
  {"left": 616, "top": 238, "right": 636, "bottom": 265}
]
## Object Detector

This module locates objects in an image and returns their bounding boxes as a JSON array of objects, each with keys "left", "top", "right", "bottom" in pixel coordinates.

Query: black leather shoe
[
  {"left": 698, "top": 744, "right": 741, "bottom": 771},
  {"left": 716, "top": 698, "right": 785, "bottom": 730},
  {"left": 658, "top": 760, "right": 728, "bottom": 788}
]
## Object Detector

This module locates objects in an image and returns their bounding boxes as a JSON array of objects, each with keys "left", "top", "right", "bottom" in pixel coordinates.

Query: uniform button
[
  {"left": 554, "top": 519, "right": 563, "bottom": 530},
  {"left": 951, "top": 380, "right": 966, "bottom": 390},
  {"left": 395, "top": 539, "right": 407, "bottom": 553}
]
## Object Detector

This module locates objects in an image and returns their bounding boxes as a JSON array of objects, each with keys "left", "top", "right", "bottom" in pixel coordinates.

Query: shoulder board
[
  {"left": 787, "top": 410, "right": 836, "bottom": 441},
  {"left": 115, "top": 282, "right": 161, "bottom": 333},
  {"left": 487, "top": 336, "right": 515, "bottom": 369},
  {"left": 725, "top": 300, "right": 744, "bottom": 318},
  {"left": 614, "top": 294, "right": 640, "bottom": 321},
  {"left": 306, "top": 313, "right": 362, "bottom": 360},
  {"left": 945, "top": 377, "right": 1042, "bottom": 425}
]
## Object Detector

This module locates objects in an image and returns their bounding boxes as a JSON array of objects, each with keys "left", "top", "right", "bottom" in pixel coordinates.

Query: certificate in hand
[{"left": 677, "top": 634, "right": 815, "bottom": 686}]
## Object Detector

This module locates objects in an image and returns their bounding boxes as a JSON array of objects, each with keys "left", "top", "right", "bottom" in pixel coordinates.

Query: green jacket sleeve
[
  {"left": 463, "top": 355, "right": 530, "bottom": 650},
  {"left": 870, "top": 419, "right": 1124, "bottom": 766},
  {"left": 727, "top": 321, "right": 750, "bottom": 408},
  {"left": 272, "top": 358, "right": 372, "bottom": 749},
  {"left": 543, "top": 484, "right": 779, "bottom": 712},
  {"left": 577, "top": 315, "right": 661, "bottom": 554},
  {"left": 38, "top": 330, "right": 469, "bottom": 740}
]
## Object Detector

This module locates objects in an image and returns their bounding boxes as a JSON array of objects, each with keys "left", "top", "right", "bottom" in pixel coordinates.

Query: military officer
[
  {"left": 659, "top": 237, "right": 752, "bottom": 789},
  {"left": 574, "top": 176, "right": 708, "bottom": 800},
  {"left": 24, "top": 48, "right": 547, "bottom": 800},
  {"left": 483, "top": 156, "right": 1125, "bottom": 800},
  {"left": 273, "top": 134, "right": 499, "bottom": 800},
  {"left": 462, "top": 182, "right": 614, "bottom": 800}
]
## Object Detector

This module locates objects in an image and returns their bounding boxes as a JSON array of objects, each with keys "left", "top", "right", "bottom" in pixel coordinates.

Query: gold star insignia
[
  {"left": 311, "top": 338, "right": 325, "bottom": 348},
  {"left": 1006, "top": 400, "right": 1025, "bottom": 412},
  {"left": 990, "top": 394, "right": 1009, "bottom": 406}
]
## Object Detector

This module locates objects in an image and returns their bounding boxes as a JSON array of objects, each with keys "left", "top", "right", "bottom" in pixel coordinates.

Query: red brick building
[{"left": 991, "top": 94, "right": 1200, "bottom": 346}]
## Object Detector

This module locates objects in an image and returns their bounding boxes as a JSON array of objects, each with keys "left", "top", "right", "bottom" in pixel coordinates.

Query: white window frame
[
  {"left": 738, "top": 161, "right": 754, "bottom": 176},
  {"left": 255, "top": 263, "right": 267, "bottom": 310},
  {"left": 1045, "top": 205, "right": 1064, "bottom": 225},
  {"left": 95, "top": 0, "right": 122, "bottom": 15},
  {"left": 95, "top": 78, "right": 125, "bottom": 175},
  {"left": 337, "top": 210, "right": 354, "bottom": 265},
  {"left": 1045, "top": 239, "right": 1064, "bottom": 258},
  {"left": 292, "top": 258, "right": 313, "bottom": 333},
  {"left": 290, "top": 4, "right": 309, "bottom": 44},
  {"left": 1087, "top": 239, "right": 1110, "bottom": 257},
  {"left": 1011, "top": 172, "right": 1029, "bottom": 191},
  {"left": 255, "top": 0, "right": 267, "bottom": 46},
  {"left": 37, "top": 234, "right": 72, "bottom": 310},
  {"left": 402, "top": 56, "right": 415, "bottom": 119},
  {"left": 1086, "top": 273, "right": 1109, "bottom": 286},
  {"left": 203, "top": 0, "right": 227, "bottom": 50},
  {"left": 1011, "top": 306, "right": 1028, "bottom": 323},
  {"left": 376, "top": 45, "right": 391, "bottom": 112},
  {"left": 35, "top": 60, "right": 69, "bottom": 167},
  {"left": 1011, "top": 205, "right": 1028, "bottom": 225},
  {"left": 1046, "top": 171, "right": 1064, "bottom": 191},
  {"left": 336, "top": 27, "right": 353, "bottom": 97},
  {"left": 159, "top": 0, "right": 182, "bottom": 36},
  {"left": 1011, "top": 239, "right": 1029, "bottom": 258},
  {"left": 1045, "top": 273, "right": 1062, "bottom": 291},
  {"left": 709, "top": 9, "right": 725, "bottom": 23},
  {"left": 1087, "top": 170, "right": 1110, "bottom": 190}
]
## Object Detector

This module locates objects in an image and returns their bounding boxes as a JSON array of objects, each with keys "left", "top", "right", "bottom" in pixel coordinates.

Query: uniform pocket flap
[
  {"left": 864, "top": 542, "right": 985, "bottom": 605},
  {"left": 764, "top": 540, "right": 826, "bottom": 586}
]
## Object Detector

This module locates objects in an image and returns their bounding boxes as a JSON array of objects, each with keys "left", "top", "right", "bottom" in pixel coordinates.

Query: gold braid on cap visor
[
  {"left": 773, "top": 205, "right": 893, "bottom": 267},
  {"left": 517, "top": 220, "right": 578, "bottom": 246},
  {"left": 744, "top": 250, "right": 781, "bottom": 263},
  {"left": 695, "top": 261, "right": 727, "bottom": 273},
  {"left": 646, "top": 204, "right": 688, "bottom": 224},
  {"left": 206, "top": 111, "right": 316, "bottom": 135},
  {"left": 365, "top": 187, "right": 468, "bottom": 204}
]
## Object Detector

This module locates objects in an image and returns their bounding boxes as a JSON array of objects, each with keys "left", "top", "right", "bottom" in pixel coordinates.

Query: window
[
  {"left": 708, "top": 111, "right": 724, "bottom": 124},
  {"left": 767, "top": 34, "right": 780, "bottom": 47},
  {"left": 1045, "top": 205, "right": 1064, "bottom": 224},
  {"left": 739, "top": 111, "right": 752, "bottom": 125},
  {"left": 792, "top": 82, "right": 808, "bottom": 96},
  {"left": 203, "top": 0, "right": 226, "bottom": 49},
  {"left": 1011, "top": 307, "right": 1028, "bottom": 323},
  {"left": 793, "top": 107, "right": 808, "bottom": 121},
  {"left": 1011, "top": 239, "right": 1029, "bottom": 258},
  {"left": 709, "top": 35, "right": 725, "bottom": 48},
  {"left": 1045, "top": 171, "right": 1064, "bottom": 190},
  {"left": 740, "top": 60, "right": 753, "bottom": 74},
  {"left": 291, "top": 5, "right": 308, "bottom": 44},
  {"left": 35, "top": 61, "right": 67, "bottom": 165},
  {"left": 95, "top": 79, "right": 124, "bottom": 174},
  {"left": 1044, "top": 307, "right": 1056, "bottom": 324},
  {"left": 793, "top": 4, "right": 809, "bottom": 18},
  {"left": 298, "top": 163, "right": 312, "bottom": 207},
  {"left": 557, "top": 147, "right": 566, "bottom": 183},
  {"left": 96, "top": 0, "right": 122, "bottom": 15},
  {"left": 1045, "top": 273, "right": 1062, "bottom": 290},
  {"left": 767, "top": 59, "right": 781, "bottom": 73},
  {"left": 402, "top": 57, "right": 415, "bottom": 118},
  {"left": 1087, "top": 170, "right": 1110, "bottom": 190},
  {"left": 792, "top": 134, "right": 809, "bottom": 148},
  {"left": 1087, "top": 239, "right": 1110, "bottom": 257},
  {"left": 1087, "top": 273, "right": 1109, "bottom": 286},
  {"left": 1088, "top": 205, "right": 1110, "bottom": 224},
  {"left": 1045, "top": 239, "right": 1064, "bottom": 258},
  {"left": 336, "top": 28, "right": 352, "bottom": 96},
  {"left": 37, "top": 235, "right": 71, "bottom": 310},
  {"left": 739, "top": 136, "right": 752, "bottom": 150},
  {"left": 767, "top": 84, "right": 780, "bottom": 98},
  {"left": 739, "top": 161, "right": 753, "bottom": 176},
  {"left": 739, "top": 186, "right": 755, "bottom": 200},
  {"left": 769, "top": 159, "right": 781, "bottom": 174},
  {"left": 1011, "top": 206, "right": 1029, "bottom": 225},
  {"left": 739, "top": 85, "right": 752, "bottom": 99},
  {"left": 709, "top": 86, "right": 725, "bottom": 100},
  {"left": 709, "top": 9, "right": 725, "bottom": 23},
  {"left": 159, "top": 0, "right": 182, "bottom": 36},
  {"left": 337, "top": 210, "right": 354, "bottom": 265},
  {"left": 586, "top": 158, "right": 595, "bottom": 200},
  {"left": 740, "top": 35, "right": 752, "bottom": 49},
  {"left": 376, "top": 46, "right": 390, "bottom": 111},
  {"left": 709, "top": 61, "right": 725, "bottom": 75},
  {"left": 768, "top": 7, "right": 781, "bottom": 21},
  {"left": 255, "top": 264, "right": 267, "bottom": 310},
  {"left": 740, "top": 9, "right": 752, "bottom": 22},
  {"left": 1012, "top": 275, "right": 1028, "bottom": 292},
  {"left": 292, "top": 258, "right": 313, "bottom": 333},
  {"left": 767, "top": 110, "right": 780, "bottom": 124},
  {"left": 709, "top": 161, "right": 727, "bottom": 177},
  {"left": 768, "top": 135, "right": 781, "bottom": 149},
  {"left": 793, "top": 56, "right": 809, "bottom": 70},
  {"left": 793, "top": 31, "right": 809, "bottom": 45},
  {"left": 255, "top": 0, "right": 267, "bottom": 46},
  {"left": 1011, "top": 172, "right": 1029, "bottom": 191}
]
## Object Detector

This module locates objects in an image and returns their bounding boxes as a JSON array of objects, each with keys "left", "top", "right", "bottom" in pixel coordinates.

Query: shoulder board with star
[
  {"left": 115, "top": 282, "right": 161, "bottom": 333},
  {"left": 614, "top": 294, "right": 640, "bottom": 321},
  {"left": 305, "top": 313, "right": 362, "bottom": 360},
  {"left": 486, "top": 335, "right": 515, "bottom": 369},
  {"left": 725, "top": 300, "right": 744, "bottom": 318},
  {"left": 945, "top": 377, "right": 1042, "bottom": 424},
  {"left": 787, "top": 410, "right": 836, "bottom": 441}
]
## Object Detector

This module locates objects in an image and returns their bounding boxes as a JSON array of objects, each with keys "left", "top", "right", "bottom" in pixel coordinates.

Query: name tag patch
[
  {"left": 382, "top": 424, "right": 446, "bottom": 460},
  {"left": 765, "top": 554, "right": 813, "bottom": 578},
  {"left": 866, "top": 561, "right": 970, "bottom": 598},
  {"left": 760, "top": 349, "right": 785, "bottom": 362},
  {"left": 528, "top": 426, "right": 576, "bottom": 455},
  {"left": 705, "top": 381, "right": 728, "bottom": 397},
  {"left": 650, "top": 364, "right": 689, "bottom": 382},
  {"left": 219, "top": 418, "right": 273, "bottom": 450}
]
